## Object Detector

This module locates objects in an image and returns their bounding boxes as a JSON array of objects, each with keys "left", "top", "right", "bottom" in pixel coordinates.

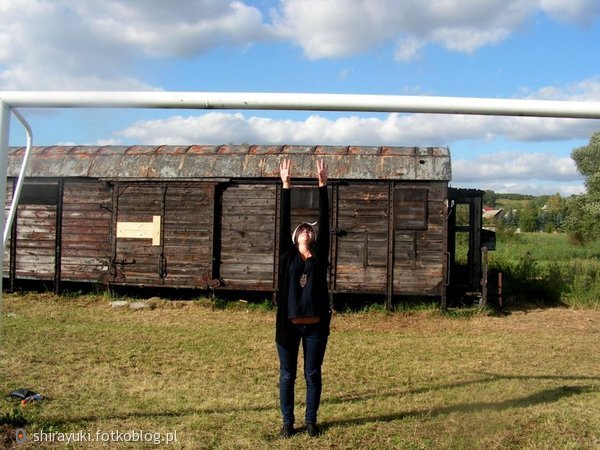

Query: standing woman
[{"left": 276, "top": 158, "right": 332, "bottom": 438}]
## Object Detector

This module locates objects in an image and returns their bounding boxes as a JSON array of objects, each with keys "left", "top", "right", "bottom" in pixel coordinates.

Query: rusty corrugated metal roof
[{"left": 7, "top": 145, "right": 451, "bottom": 181}]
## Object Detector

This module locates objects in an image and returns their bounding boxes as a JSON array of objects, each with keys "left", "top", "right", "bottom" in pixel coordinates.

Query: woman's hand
[
  {"left": 280, "top": 158, "right": 291, "bottom": 189},
  {"left": 317, "top": 159, "right": 328, "bottom": 187}
]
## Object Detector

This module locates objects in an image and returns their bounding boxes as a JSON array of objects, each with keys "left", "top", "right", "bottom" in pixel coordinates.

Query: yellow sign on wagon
[{"left": 117, "top": 215, "right": 161, "bottom": 246}]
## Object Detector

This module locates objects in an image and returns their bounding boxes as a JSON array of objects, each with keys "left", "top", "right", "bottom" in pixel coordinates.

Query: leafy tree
[
  {"left": 565, "top": 132, "right": 600, "bottom": 243},
  {"left": 483, "top": 190, "right": 498, "bottom": 207},
  {"left": 541, "top": 193, "right": 567, "bottom": 232},
  {"left": 572, "top": 132, "right": 600, "bottom": 194},
  {"left": 519, "top": 201, "right": 538, "bottom": 232}
]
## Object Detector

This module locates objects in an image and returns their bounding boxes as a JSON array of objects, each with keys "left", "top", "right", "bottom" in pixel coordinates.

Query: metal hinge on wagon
[{"left": 195, "top": 272, "right": 221, "bottom": 289}]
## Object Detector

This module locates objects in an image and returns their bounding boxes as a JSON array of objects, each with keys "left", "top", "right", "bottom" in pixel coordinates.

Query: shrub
[{"left": 566, "top": 260, "right": 600, "bottom": 309}]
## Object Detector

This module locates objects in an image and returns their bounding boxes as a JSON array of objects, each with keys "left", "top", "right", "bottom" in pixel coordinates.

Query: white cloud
[
  {"left": 74, "top": 0, "right": 270, "bottom": 57},
  {"left": 271, "top": 0, "right": 600, "bottom": 60},
  {"left": 2, "top": 1, "right": 599, "bottom": 89},
  {"left": 394, "top": 36, "right": 424, "bottom": 62},
  {"left": 115, "top": 78, "right": 600, "bottom": 146},
  {"left": 117, "top": 112, "right": 468, "bottom": 145},
  {"left": 453, "top": 152, "right": 582, "bottom": 182},
  {"left": 452, "top": 152, "right": 586, "bottom": 196},
  {"left": 452, "top": 180, "right": 586, "bottom": 196},
  {"left": 539, "top": 0, "right": 600, "bottom": 25},
  {"left": 0, "top": 0, "right": 158, "bottom": 89},
  {"left": 0, "top": 0, "right": 269, "bottom": 90},
  {"left": 115, "top": 89, "right": 596, "bottom": 196},
  {"left": 118, "top": 112, "right": 588, "bottom": 195}
]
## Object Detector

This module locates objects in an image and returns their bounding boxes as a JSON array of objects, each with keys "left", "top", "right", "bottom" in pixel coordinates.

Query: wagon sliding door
[
  {"left": 13, "top": 179, "right": 59, "bottom": 281},
  {"left": 113, "top": 184, "right": 164, "bottom": 285},
  {"left": 162, "top": 183, "right": 214, "bottom": 286},
  {"left": 61, "top": 179, "right": 112, "bottom": 283},
  {"left": 334, "top": 183, "right": 388, "bottom": 293},
  {"left": 218, "top": 184, "right": 276, "bottom": 291},
  {"left": 393, "top": 183, "right": 447, "bottom": 297},
  {"left": 112, "top": 182, "right": 215, "bottom": 287}
]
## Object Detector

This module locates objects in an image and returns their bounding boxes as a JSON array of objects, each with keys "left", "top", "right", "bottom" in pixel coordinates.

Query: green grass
[
  {"left": 455, "top": 232, "right": 600, "bottom": 308},
  {"left": 1, "top": 293, "right": 599, "bottom": 449},
  {"left": 491, "top": 232, "right": 600, "bottom": 263}
]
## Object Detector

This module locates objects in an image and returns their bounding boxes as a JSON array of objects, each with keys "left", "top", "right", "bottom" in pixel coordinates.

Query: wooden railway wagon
[{"left": 3, "top": 144, "right": 457, "bottom": 307}]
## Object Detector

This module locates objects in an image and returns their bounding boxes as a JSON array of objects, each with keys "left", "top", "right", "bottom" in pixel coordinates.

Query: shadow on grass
[
  {"left": 321, "top": 385, "right": 593, "bottom": 430},
  {"left": 322, "top": 372, "right": 600, "bottom": 407},
  {"left": 30, "top": 403, "right": 275, "bottom": 430},
  {"left": 37, "top": 373, "right": 598, "bottom": 430}
]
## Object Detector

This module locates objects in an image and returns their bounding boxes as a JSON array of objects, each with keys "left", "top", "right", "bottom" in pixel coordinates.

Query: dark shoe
[
  {"left": 306, "top": 423, "right": 321, "bottom": 437},
  {"left": 279, "top": 423, "right": 294, "bottom": 439}
]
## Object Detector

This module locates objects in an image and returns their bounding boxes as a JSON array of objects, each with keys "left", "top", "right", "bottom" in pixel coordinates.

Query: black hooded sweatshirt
[{"left": 275, "top": 186, "right": 331, "bottom": 344}]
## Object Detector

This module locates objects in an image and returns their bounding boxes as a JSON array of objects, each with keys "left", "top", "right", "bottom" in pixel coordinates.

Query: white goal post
[{"left": 1, "top": 90, "right": 600, "bottom": 309}]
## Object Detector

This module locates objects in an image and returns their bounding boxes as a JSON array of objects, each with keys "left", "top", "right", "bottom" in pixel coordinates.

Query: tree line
[{"left": 482, "top": 131, "right": 600, "bottom": 243}]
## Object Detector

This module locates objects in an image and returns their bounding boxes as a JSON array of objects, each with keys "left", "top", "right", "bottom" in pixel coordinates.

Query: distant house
[{"left": 482, "top": 206, "right": 503, "bottom": 220}]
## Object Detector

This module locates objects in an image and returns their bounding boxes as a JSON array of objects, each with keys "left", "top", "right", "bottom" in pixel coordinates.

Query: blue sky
[{"left": 2, "top": 0, "right": 600, "bottom": 195}]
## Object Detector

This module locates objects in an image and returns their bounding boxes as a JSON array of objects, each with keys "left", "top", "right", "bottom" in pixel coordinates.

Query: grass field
[
  {"left": 455, "top": 232, "right": 600, "bottom": 308},
  {"left": 1, "top": 293, "right": 599, "bottom": 449},
  {"left": 490, "top": 232, "right": 600, "bottom": 264}
]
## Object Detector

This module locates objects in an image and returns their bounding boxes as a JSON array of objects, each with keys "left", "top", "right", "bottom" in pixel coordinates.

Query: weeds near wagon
[{"left": 440, "top": 306, "right": 495, "bottom": 319}]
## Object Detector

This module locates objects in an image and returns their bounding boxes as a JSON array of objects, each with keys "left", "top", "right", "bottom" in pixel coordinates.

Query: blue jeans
[{"left": 276, "top": 322, "right": 328, "bottom": 425}]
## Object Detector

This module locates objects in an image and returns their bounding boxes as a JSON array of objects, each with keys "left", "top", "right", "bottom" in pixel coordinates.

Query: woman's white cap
[{"left": 292, "top": 221, "right": 317, "bottom": 244}]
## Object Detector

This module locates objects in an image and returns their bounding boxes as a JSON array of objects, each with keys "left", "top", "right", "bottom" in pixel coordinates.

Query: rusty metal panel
[
  {"left": 8, "top": 145, "right": 451, "bottom": 181},
  {"left": 217, "top": 145, "right": 250, "bottom": 155},
  {"left": 187, "top": 145, "right": 218, "bottom": 155},
  {"left": 147, "top": 154, "right": 183, "bottom": 178},
  {"left": 88, "top": 154, "right": 125, "bottom": 178},
  {"left": 116, "top": 154, "right": 153, "bottom": 178},
  {"left": 248, "top": 145, "right": 281, "bottom": 155},
  {"left": 7, "top": 147, "right": 25, "bottom": 176},
  {"left": 315, "top": 145, "right": 348, "bottom": 155}
]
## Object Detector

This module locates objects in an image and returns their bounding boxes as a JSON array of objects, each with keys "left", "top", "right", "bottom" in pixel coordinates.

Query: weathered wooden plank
[
  {"left": 220, "top": 262, "right": 273, "bottom": 274},
  {"left": 221, "top": 243, "right": 275, "bottom": 255},
  {"left": 163, "top": 232, "right": 211, "bottom": 242},
  {"left": 61, "top": 257, "right": 109, "bottom": 266},
  {"left": 61, "top": 211, "right": 112, "bottom": 220},
  {"left": 15, "top": 271, "right": 54, "bottom": 280},
  {"left": 14, "top": 240, "right": 55, "bottom": 249},
  {"left": 164, "top": 219, "right": 211, "bottom": 227},
  {"left": 220, "top": 253, "right": 274, "bottom": 264},
  {"left": 163, "top": 256, "right": 211, "bottom": 266},
  {"left": 163, "top": 241, "right": 211, "bottom": 251},
  {"left": 62, "top": 236, "right": 111, "bottom": 246},
  {"left": 14, "top": 210, "right": 56, "bottom": 219},
  {"left": 221, "top": 229, "right": 275, "bottom": 239},
  {"left": 219, "top": 279, "right": 273, "bottom": 289},
  {"left": 61, "top": 249, "right": 109, "bottom": 264},
  {"left": 223, "top": 187, "right": 276, "bottom": 200},
  {"left": 60, "top": 273, "right": 107, "bottom": 282},
  {"left": 16, "top": 252, "right": 54, "bottom": 264},
  {"left": 163, "top": 262, "right": 211, "bottom": 273}
]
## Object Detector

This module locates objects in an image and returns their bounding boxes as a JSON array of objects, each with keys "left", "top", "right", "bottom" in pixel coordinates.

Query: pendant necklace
[{"left": 299, "top": 273, "right": 308, "bottom": 288}]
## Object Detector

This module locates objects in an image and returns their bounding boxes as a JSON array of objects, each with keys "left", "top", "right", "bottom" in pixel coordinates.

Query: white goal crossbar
[{"left": 1, "top": 90, "right": 599, "bottom": 316}]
